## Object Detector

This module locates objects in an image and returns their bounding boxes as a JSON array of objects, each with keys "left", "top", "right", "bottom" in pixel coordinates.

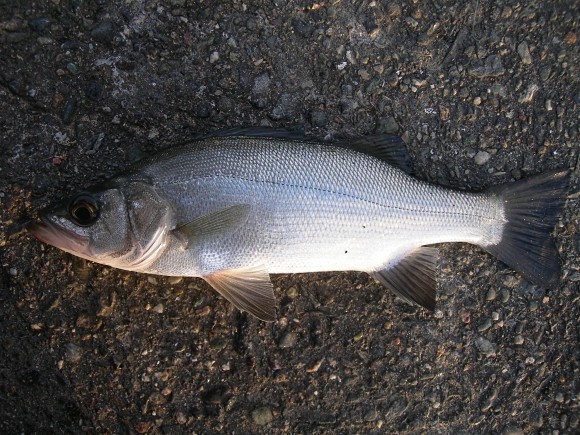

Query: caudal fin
[{"left": 485, "top": 169, "right": 570, "bottom": 287}]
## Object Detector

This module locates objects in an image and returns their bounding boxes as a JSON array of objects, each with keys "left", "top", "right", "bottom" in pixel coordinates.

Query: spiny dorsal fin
[
  {"left": 174, "top": 204, "right": 251, "bottom": 249},
  {"left": 341, "top": 135, "right": 415, "bottom": 175},
  {"left": 198, "top": 128, "right": 413, "bottom": 174},
  {"left": 198, "top": 126, "right": 306, "bottom": 141},
  {"left": 204, "top": 266, "right": 276, "bottom": 321},
  {"left": 371, "top": 246, "right": 438, "bottom": 310}
]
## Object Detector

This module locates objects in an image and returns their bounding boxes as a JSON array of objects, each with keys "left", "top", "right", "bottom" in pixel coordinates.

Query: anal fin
[
  {"left": 204, "top": 266, "right": 276, "bottom": 321},
  {"left": 371, "top": 247, "right": 438, "bottom": 310}
]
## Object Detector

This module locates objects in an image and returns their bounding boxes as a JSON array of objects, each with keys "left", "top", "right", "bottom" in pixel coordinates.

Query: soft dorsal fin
[
  {"left": 339, "top": 135, "right": 415, "bottom": 175},
  {"left": 174, "top": 204, "right": 251, "bottom": 249},
  {"left": 371, "top": 246, "right": 438, "bottom": 310},
  {"left": 204, "top": 266, "right": 276, "bottom": 321}
]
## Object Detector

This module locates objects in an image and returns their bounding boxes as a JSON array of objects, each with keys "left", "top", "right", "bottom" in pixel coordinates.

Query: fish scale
[
  {"left": 28, "top": 129, "right": 570, "bottom": 321},
  {"left": 143, "top": 138, "right": 500, "bottom": 276}
]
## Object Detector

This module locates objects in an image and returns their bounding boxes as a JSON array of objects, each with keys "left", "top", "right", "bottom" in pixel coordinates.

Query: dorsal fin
[
  {"left": 197, "top": 126, "right": 306, "bottom": 141},
  {"left": 337, "top": 135, "right": 415, "bottom": 175},
  {"left": 196, "top": 128, "right": 414, "bottom": 174}
]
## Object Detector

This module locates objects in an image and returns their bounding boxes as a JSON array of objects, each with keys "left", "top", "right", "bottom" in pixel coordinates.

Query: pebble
[
  {"left": 485, "top": 288, "right": 496, "bottom": 301},
  {"left": 292, "top": 19, "right": 314, "bottom": 38},
  {"left": 28, "top": 17, "right": 51, "bottom": 32},
  {"left": 270, "top": 93, "right": 299, "bottom": 120},
  {"left": 518, "top": 84, "right": 539, "bottom": 103},
  {"left": 474, "top": 150, "right": 491, "bottom": 165},
  {"left": 285, "top": 286, "right": 299, "bottom": 299},
  {"left": 91, "top": 20, "right": 117, "bottom": 45},
  {"left": 252, "top": 73, "right": 270, "bottom": 95},
  {"left": 514, "top": 335, "right": 524, "bottom": 345},
  {"left": 468, "top": 54, "right": 505, "bottom": 78},
  {"left": 503, "top": 426, "right": 524, "bottom": 435},
  {"left": 209, "top": 51, "right": 219, "bottom": 63},
  {"left": 517, "top": 41, "right": 532, "bottom": 64},
  {"left": 278, "top": 332, "right": 298, "bottom": 348},
  {"left": 376, "top": 116, "right": 399, "bottom": 134},
  {"left": 85, "top": 81, "right": 104, "bottom": 102},
  {"left": 152, "top": 304, "right": 164, "bottom": 314},
  {"left": 251, "top": 407, "right": 273, "bottom": 425},
  {"left": 168, "top": 276, "right": 183, "bottom": 285},
  {"left": 474, "top": 337, "right": 496, "bottom": 357},
  {"left": 490, "top": 83, "right": 507, "bottom": 98},
  {"left": 175, "top": 411, "right": 187, "bottom": 425},
  {"left": 65, "top": 343, "right": 83, "bottom": 363},
  {"left": 478, "top": 318, "right": 493, "bottom": 332},
  {"left": 310, "top": 111, "right": 327, "bottom": 127}
]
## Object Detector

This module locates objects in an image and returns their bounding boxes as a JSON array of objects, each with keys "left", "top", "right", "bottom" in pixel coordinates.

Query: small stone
[
  {"left": 503, "top": 426, "right": 524, "bottom": 435},
  {"left": 292, "top": 19, "right": 314, "bottom": 38},
  {"left": 490, "top": 83, "right": 507, "bottom": 98},
  {"left": 364, "top": 409, "right": 378, "bottom": 422},
  {"left": 545, "top": 99, "right": 553, "bottom": 111},
  {"left": 91, "top": 21, "right": 117, "bottom": 45},
  {"left": 306, "top": 358, "right": 324, "bottom": 373},
  {"left": 209, "top": 51, "right": 219, "bottom": 63},
  {"left": 251, "top": 407, "right": 273, "bottom": 425},
  {"left": 376, "top": 116, "right": 399, "bottom": 134},
  {"left": 564, "top": 32, "right": 577, "bottom": 45},
  {"left": 478, "top": 318, "right": 493, "bottom": 332},
  {"left": 152, "top": 304, "right": 164, "bottom": 314},
  {"left": 65, "top": 343, "right": 83, "bottom": 363},
  {"left": 175, "top": 411, "right": 187, "bottom": 425},
  {"left": 501, "top": 289, "right": 511, "bottom": 303},
  {"left": 310, "top": 111, "right": 327, "bottom": 128},
  {"left": 148, "top": 277, "right": 158, "bottom": 285},
  {"left": 387, "top": 4, "right": 401, "bottom": 17},
  {"left": 469, "top": 54, "right": 505, "bottom": 78},
  {"left": 278, "top": 332, "right": 298, "bottom": 348},
  {"left": 474, "top": 150, "right": 491, "bottom": 165},
  {"left": 517, "top": 41, "right": 532, "bottom": 64},
  {"left": 135, "top": 421, "right": 152, "bottom": 434},
  {"left": 514, "top": 335, "right": 524, "bottom": 345},
  {"left": 286, "top": 286, "right": 299, "bottom": 299},
  {"left": 485, "top": 288, "right": 497, "bottom": 301},
  {"left": 473, "top": 96, "right": 482, "bottom": 106},
  {"left": 474, "top": 336, "right": 495, "bottom": 356},
  {"left": 168, "top": 276, "right": 183, "bottom": 285},
  {"left": 518, "top": 84, "right": 539, "bottom": 103},
  {"left": 196, "top": 101, "right": 211, "bottom": 118},
  {"left": 28, "top": 17, "right": 51, "bottom": 32},
  {"left": 252, "top": 73, "right": 270, "bottom": 95}
]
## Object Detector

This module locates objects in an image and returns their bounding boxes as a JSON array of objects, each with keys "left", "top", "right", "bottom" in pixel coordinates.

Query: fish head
[{"left": 28, "top": 181, "right": 176, "bottom": 272}]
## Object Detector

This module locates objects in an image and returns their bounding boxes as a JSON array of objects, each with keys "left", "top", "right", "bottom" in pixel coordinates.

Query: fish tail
[{"left": 485, "top": 169, "right": 570, "bottom": 287}]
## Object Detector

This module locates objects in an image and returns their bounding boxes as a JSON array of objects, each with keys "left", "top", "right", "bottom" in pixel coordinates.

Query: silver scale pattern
[{"left": 135, "top": 136, "right": 502, "bottom": 277}]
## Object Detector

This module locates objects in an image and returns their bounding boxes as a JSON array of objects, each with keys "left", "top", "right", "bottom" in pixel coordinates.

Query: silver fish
[{"left": 28, "top": 128, "right": 570, "bottom": 321}]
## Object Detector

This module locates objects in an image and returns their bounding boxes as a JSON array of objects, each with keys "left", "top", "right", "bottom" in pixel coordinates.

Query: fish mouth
[{"left": 27, "top": 217, "right": 89, "bottom": 254}]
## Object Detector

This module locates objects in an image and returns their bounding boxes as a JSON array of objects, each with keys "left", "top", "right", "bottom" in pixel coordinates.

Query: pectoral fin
[
  {"left": 174, "top": 204, "right": 251, "bottom": 249},
  {"left": 203, "top": 266, "right": 276, "bottom": 321},
  {"left": 371, "top": 247, "right": 438, "bottom": 310}
]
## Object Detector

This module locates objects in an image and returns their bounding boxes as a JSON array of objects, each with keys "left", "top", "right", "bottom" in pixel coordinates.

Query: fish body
[{"left": 28, "top": 129, "right": 570, "bottom": 320}]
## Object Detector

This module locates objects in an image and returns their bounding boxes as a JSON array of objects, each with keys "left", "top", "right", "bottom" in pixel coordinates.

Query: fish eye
[{"left": 68, "top": 194, "right": 99, "bottom": 226}]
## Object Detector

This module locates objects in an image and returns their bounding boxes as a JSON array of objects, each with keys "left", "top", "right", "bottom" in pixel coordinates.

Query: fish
[{"left": 27, "top": 128, "right": 570, "bottom": 321}]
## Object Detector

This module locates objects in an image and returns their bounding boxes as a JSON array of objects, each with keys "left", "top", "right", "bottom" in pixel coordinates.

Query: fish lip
[{"left": 27, "top": 217, "right": 89, "bottom": 253}]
